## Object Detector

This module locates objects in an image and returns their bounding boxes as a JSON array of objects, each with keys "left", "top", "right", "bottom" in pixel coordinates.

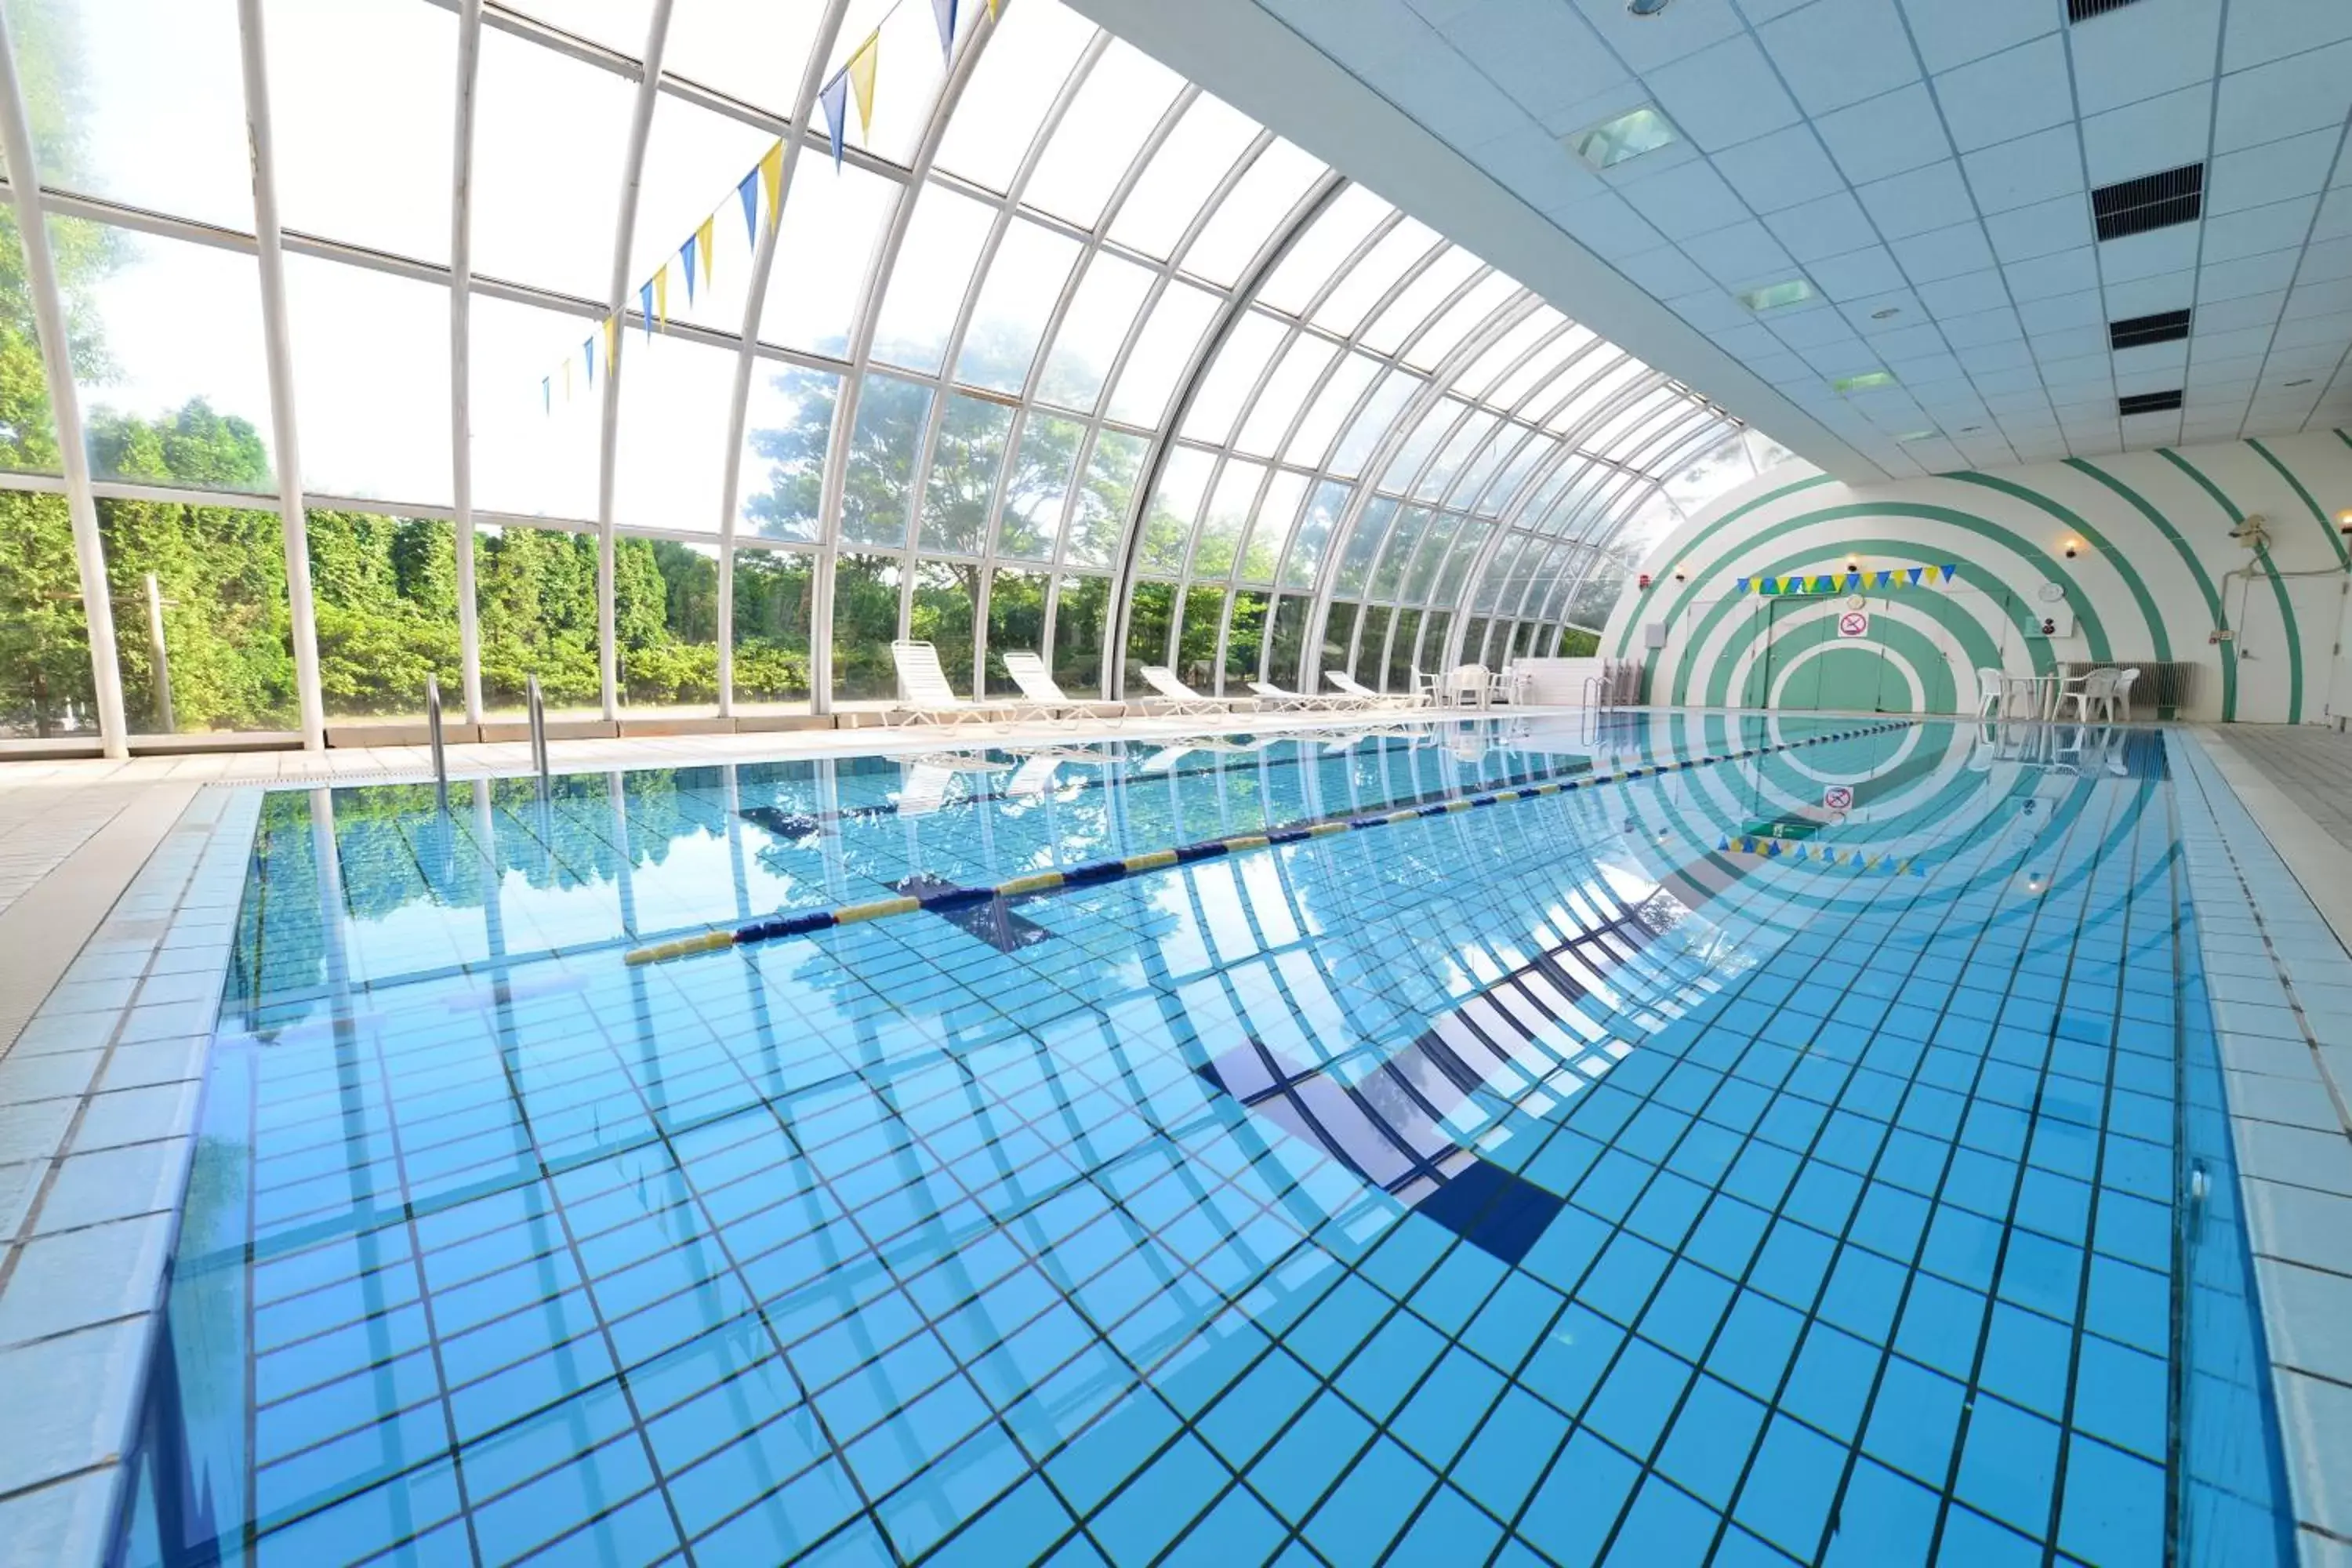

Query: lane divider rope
[{"left": 626, "top": 723, "right": 1909, "bottom": 966}]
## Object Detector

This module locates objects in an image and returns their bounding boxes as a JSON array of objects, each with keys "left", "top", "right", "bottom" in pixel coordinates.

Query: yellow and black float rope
[{"left": 625, "top": 723, "right": 1908, "bottom": 966}]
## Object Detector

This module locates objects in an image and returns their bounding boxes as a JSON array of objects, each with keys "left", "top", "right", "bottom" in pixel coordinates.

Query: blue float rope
[{"left": 625, "top": 723, "right": 1908, "bottom": 966}]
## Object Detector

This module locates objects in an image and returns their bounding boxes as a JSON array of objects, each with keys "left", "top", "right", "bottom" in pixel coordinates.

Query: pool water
[{"left": 114, "top": 715, "right": 2291, "bottom": 1566}]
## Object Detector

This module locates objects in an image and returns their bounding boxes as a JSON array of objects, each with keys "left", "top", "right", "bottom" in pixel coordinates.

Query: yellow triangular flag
[
  {"left": 985, "top": 0, "right": 997, "bottom": 16},
  {"left": 759, "top": 143, "right": 784, "bottom": 232},
  {"left": 695, "top": 216, "right": 716, "bottom": 292},
  {"left": 561, "top": 358, "right": 572, "bottom": 401},
  {"left": 601, "top": 312, "right": 619, "bottom": 368},
  {"left": 654, "top": 263, "right": 669, "bottom": 331},
  {"left": 848, "top": 32, "right": 880, "bottom": 136}
]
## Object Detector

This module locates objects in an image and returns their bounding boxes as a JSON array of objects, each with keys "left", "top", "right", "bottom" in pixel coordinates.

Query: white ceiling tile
[
  {"left": 1757, "top": 0, "right": 1922, "bottom": 118},
  {"left": 1645, "top": 32, "right": 1804, "bottom": 153},
  {"left": 2194, "top": 292, "right": 2287, "bottom": 333},
  {"left": 1933, "top": 36, "right": 2074, "bottom": 155},
  {"left": 1959, "top": 126, "right": 2088, "bottom": 216},
  {"left": 1617, "top": 160, "right": 1753, "bottom": 240},
  {"left": 1813, "top": 84, "right": 1955, "bottom": 186},
  {"left": 2284, "top": 278, "right": 2352, "bottom": 320},
  {"left": 1910, "top": 377, "right": 1987, "bottom": 408},
  {"left": 2114, "top": 366, "right": 2190, "bottom": 399},
  {"left": 1853, "top": 161, "right": 1973, "bottom": 241},
  {"left": 2101, "top": 270, "right": 2196, "bottom": 320},
  {"left": 1871, "top": 322, "right": 1950, "bottom": 361},
  {"left": 1733, "top": 0, "right": 1816, "bottom": 22},
  {"left": 2201, "top": 197, "right": 2322, "bottom": 267},
  {"left": 1679, "top": 220, "right": 1797, "bottom": 285},
  {"left": 1953, "top": 337, "right": 2034, "bottom": 372},
  {"left": 1443, "top": 0, "right": 1629, "bottom": 131},
  {"left": 1899, "top": 0, "right": 2058, "bottom": 75},
  {"left": 2206, "top": 126, "right": 2343, "bottom": 218},
  {"left": 2201, "top": 250, "right": 2308, "bottom": 303},
  {"left": 1841, "top": 289, "right": 1929, "bottom": 333},
  {"left": 1970, "top": 365, "right": 2044, "bottom": 396},
  {"left": 1915, "top": 270, "right": 2013, "bottom": 319},
  {"left": 2005, "top": 247, "right": 2103, "bottom": 304},
  {"left": 1940, "top": 310, "right": 2028, "bottom": 352},
  {"left": 2260, "top": 342, "right": 2349, "bottom": 374},
  {"left": 2100, "top": 227, "right": 2203, "bottom": 285},
  {"left": 1709, "top": 125, "right": 1849, "bottom": 214},
  {"left": 1804, "top": 245, "right": 1911, "bottom": 302},
  {"left": 1617, "top": 244, "right": 1720, "bottom": 299},
  {"left": 1890, "top": 221, "right": 1997, "bottom": 285},
  {"left": 2227, "top": 0, "right": 2352, "bottom": 74},
  {"left": 1711, "top": 321, "right": 1791, "bottom": 358},
  {"left": 1742, "top": 350, "right": 1817, "bottom": 383},
  {"left": 2078, "top": 85, "right": 2216, "bottom": 187},
  {"left": 2034, "top": 326, "right": 2112, "bottom": 363},
  {"left": 2298, "top": 235, "right": 2352, "bottom": 285},
  {"left": 2119, "top": 416, "right": 2184, "bottom": 449},
  {"left": 1668, "top": 289, "right": 1754, "bottom": 331},
  {"left": 2111, "top": 339, "right": 2191, "bottom": 377},
  {"left": 1798, "top": 339, "right": 1883, "bottom": 376},
  {"left": 1883, "top": 350, "right": 1965, "bottom": 384},
  {"left": 1773, "top": 299, "right": 1876, "bottom": 347},
  {"left": 1760, "top": 191, "right": 1880, "bottom": 263},
  {"left": 2269, "top": 310, "right": 2352, "bottom": 350},
  {"left": 1359, "top": 39, "right": 1530, "bottom": 147},
  {"left": 1984, "top": 197, "right": 2096, "bottom": 266},
  {"left": 1469, "top": 127, "right": 1609, "bottom": 215},
  {"left": 2067, "top": 0, "right": 2223, "bottom": 118},
  {"left": 2017, "top": 290, "right": 2107, "bottom": 332},
  {"left": 1565, "top": 0, "right": 1744, "bottom": 71},
  {"left": 2188, "top": 353, "right": 2267, "bottom": 386},
  {"left": 2314, "top": 188, "right": 2352, "bottom": 245},
  {"left": 1552, "top": 192, "right": 1671, "bottom": 261},
  {"left": 2193, "top": 325, "right": 2280, "bottom": 362},
  {"left": 2213, "top": 39, "right": 2352, "bottom": 154}
]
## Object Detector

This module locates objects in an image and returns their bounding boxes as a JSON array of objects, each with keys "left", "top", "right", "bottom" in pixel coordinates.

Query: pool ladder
[
  {"left": 527, "top": 675, "right": 550, "bottom": 794},
  {"left": 426, "top": 675, "right": 449, "bottom": 812}
]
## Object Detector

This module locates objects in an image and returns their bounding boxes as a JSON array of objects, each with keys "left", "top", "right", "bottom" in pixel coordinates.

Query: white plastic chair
[
  {"left": 1409, "top": 666, "right": 1442, "bottom": 710},
  {"left": 1001, "top": 651, "right": 1126, "bottom": 723},
  {"left": 1138, "top": 666, "right": 1235, "bottom": 716},
  {"left": 2111, "top": 667, "right": 2141, "bottom": 722},
  {"left": 1973, "top": 667, "right": 2007, "bottom": 721},
  {"left": 2055, "top": 667, "right": 2118, "bottom": 724},
  {"left": 1443, "top": 663, "right": 1493, "bottom": 711},
  {"left": 889, "top": 641, "right": 993, "bottom": 726}
]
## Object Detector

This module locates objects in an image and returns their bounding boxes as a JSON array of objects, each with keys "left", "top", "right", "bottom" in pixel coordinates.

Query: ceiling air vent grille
[
  {"left": 2118, "top": 390, "right": 2183, "bottom": 416},
  {"left": 2092, "top": 164, "right": 2204, "bottom": 241},
  {"left": 2069, "top": 0, "right": 2143, "bottom": 20},
  {"left": 2110, "top": 308, "right": 2192, "bottom": 350}
]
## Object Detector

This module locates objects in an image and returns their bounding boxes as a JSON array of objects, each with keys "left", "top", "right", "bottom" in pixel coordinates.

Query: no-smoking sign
[
  {"left": 1837, "top": 610, "right": 1871, "bottom": 638},
  {"left": 1824, "top": 785, "right": 1853, "bottom": 811}
]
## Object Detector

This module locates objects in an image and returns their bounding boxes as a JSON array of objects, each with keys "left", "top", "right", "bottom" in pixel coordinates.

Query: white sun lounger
[
  {"left": 1138, "top": 666, "right": 1236, "bottom": 716},
  {"left": 1247, "top": 680, "right": 1350, "bottom": 711},
  {"left": 1326, "top": 671, "right": 1410, "bottom": 709},
  {"left": 890, "top": 641, "right": 996, "bottom": 726},
  {"left": 1001, "top": 651, "right": 1127, "bottom": 723}
]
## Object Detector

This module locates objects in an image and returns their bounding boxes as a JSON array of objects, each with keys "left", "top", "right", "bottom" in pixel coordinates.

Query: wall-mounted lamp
[
  {"left": 1673, "top": 568, "right": 1688, "bottom": 583},
  {"left": 2063, "top": 539, "right": 2081, "bottom": 558},
  {"left": 2337, "top": 506, "right": 2352, "bottom": 535}
]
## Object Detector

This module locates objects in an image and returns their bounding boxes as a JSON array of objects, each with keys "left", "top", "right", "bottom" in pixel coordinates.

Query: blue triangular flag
[
  {"left": 540, "top": 376, "right": 550, "bottom": 415},
  {"left": 821, "top": 71, "right": 850, "bottom": 169},
  {"left": 737, "top": 171, "right": 760, "bottom": 247},
  {"left": 584, "top": 336, "right": 595, "bottom": 387},
  {"left": 639, "top": 281, "right": 653, "bottom": 341},
  {"left": 931, "top": 0, "right": 958, "bottom": 60},
  {"left": 680, "top": 237, "right": 697, "bottom": 303}
]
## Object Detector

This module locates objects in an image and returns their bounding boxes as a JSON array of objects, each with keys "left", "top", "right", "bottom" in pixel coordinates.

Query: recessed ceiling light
[
  {"left": 1737, "top": 279, "right": 1815, "bottom": 313},
  {"left": 1567, "top": 106, "right": 1678, "bottom": 171},
  {"left": 2285, "top": 378, "right": 2314, "bottom": 387},
  {"left": 1834, "top": 371, "right": 1897, "bottom": 394},
  {"left": 1896, "top": 430, "right": 1939, "bottom": 442},
  {"left": 1871, "top": 307, "right": 1903, "bottom": 321},
  {"left": 1958, "top": 425, "right": 1984, "bottom": 434},
  {"left": 1627, "top": 0, "right": 1672, "bottom": 13}
]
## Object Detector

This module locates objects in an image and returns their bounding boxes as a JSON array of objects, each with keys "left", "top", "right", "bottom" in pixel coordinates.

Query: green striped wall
[{"left": 1604, "top": 430, "right": 2352, "bottom": 724}]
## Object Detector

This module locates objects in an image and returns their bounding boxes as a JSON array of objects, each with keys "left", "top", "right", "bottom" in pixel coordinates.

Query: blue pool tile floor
[{"left": 54, "top": 713, "right": 2307, "bottom": 1566}]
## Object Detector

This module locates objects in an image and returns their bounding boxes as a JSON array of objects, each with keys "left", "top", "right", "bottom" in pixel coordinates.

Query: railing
[
  {"left": 425, "top": 673, "right": 448, "bottom": 811},
  {"left": 527, "top": 673, "right": 550, "bottom": 794}
]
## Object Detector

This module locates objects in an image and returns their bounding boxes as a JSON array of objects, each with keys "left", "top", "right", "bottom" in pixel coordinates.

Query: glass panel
[
  {"left": 1264, "top": 594, "right": 1307, "bottom": 687},
  {"left": 1476, "top": 534, "right": 1531, "bottom": 613},
  {"left": 840, "top": 374, "right": 930, "bottom": 549},
  {"left": 26, "top": 0, "right": 251, "bottom": 227},
  {"left": 1313, "top": 218, "right": 1442, "bottom": 338},
  {"left": 1237, "top": 470, "right": 1305, "bottom": 586},
  {"left": 1284, "top": 351, "right": 1379, "bottom": 470},
  {"left": 1328, "top": 368, "right": 1418, "bottom": 478},
  {"left": 1458, "top": 312, "right": 1562, "bottom": 402},
  {"left": 1663, "top": 429, "right": 1759, "bottom": 514},
  {"left": 1224, "top": 589, "right": 1269, "bottom": 691},
  {"left": 1460, "top": 616, "right": 1490, "bottom": 666},
  {"left": 1122, "top": 579, "right": 1173, "bottom": 693},
  {"left": 1334, "top": 495, "right": 1394, "bottom": 595},
  {"left": 474, "top": 523, "right": 600, "bottom": 715},
  {"left": 0, "top": 495, "right": 93, "bottom": 735},
  {"left": 630, "top": 95, "right": 776, "bottom": 303},
  {"left": 1021, "top": 41, "right": 1185, "bottom": 229},
  {"left": 1494, "top": 325, "right": 1598, "bottom": 409},
  {"left": 1235, "top": 334, "right": 1336, "bottom": 458},
  {"left": 920, "top": 394, "right": 1014, "bottom": 555},
  {"left": 617, "top": 538, "right": 717, "bottom": 712},
  {"left": 1106, "top": 280, "right": 1217, "bottom": 427},
  {"left": 1136, "top": 444, "right": 1211, "bottom": 575},
  {"left": 1065, "top": 430, "right": 1144, "bottom": 571},
  {"left": 956, "top": 219, "right": 1081, "bottom": 394},
  {"left": 1178, "top": 310, "right": 1284, "bottom": 447},
  {"left": 984, "top": 566, "right": 1045, "bottom": 695},
  {"left": 1547, "top": 356, "right": 1647, "bottom": 436},
  {"left": 267, "top": 0, "right": 454, "bottom": 260},
  {"left": 913, "top": 557, "right": 978, "bottom": 694},
  {"left": 873, "top": 183, "right": 996, "bottom": 374},
  {"left": 1189, "top": 458, "right": 1261, "bottom": 580},
  {"left": 1036, "top": 252, "right": 1154, "bottom": 413},
  {"left": 1433, "top": 518, "right": 1490, "bottom": 608},
  {"left": 934, "top": 1, "right": 1096, "bottom": 193},
  {"left": 1382, "top": 606, "right": 1421, "bottom": 694},
  {"left": 285, "top": 256, "right": 451, "bottom": 506},
  {"left": 1052, "top": 574, "right": 1109, "bottom": 695},
  {"left": 831, "top": 551, "right": 902, "bottom": 702},
  {"left": 501, "top": 0, "right": 652, "bottom": 53},
  {"left": 104, "top": 497, "right": 295, "bottom": 736},
  {"left": 996, "top": 414, "right": 1086, "bottom": 563},
  {"left": 1370, "top": 506, "right": 1428, "bottom": 599},
  {"left": 307, "top": 509, "right": 459, "bottom": 722},
  {"left": 1174, "top": 581, "right": 1223, "bottom": 689},
  {"left": 1258, "top": 186, "right": 1390, "bottom": 318},
  {"left": 1568, "top": 554, "right": 1623, "bottom": 630},
  {"left": 731, "top": 546, "right": 813, "bottom": 711},
  {"left": 1362, "top": 245, "right": 1480, "bottom": 358},
  {"left": 1405, "top": 274, "right": 1519, "bottom": 371},
  {"left": 1378, "top": 399, "right": 1459, "bottom": 495},
  {"left": 740, "top": 366, "right": 840, "bottom": 545},
  {"left": 470, "top": 297, "right": 599, "bottom": 522},
  {"left": 1415, "top": 411, "right": 1495, "bottom": 502},
  {"left": 1280, "top": 480, "right": 1347, "bottom": 591},
  {"left": 64, "top": 221, "right": 276, "bottom": 493},
  {"left": 1352, "top": 602, "right": 1388, "bottom": 686},
  {"left": 1451, "top": 424, "right": 1519, "bottom": 513},
  {"left": 1475, "top": 434, "right": 1553, "bottom": 519},
  {"left": 1184, "top": 139, "right": 1324, "bottom": 286},
  {"left": 665, "top": 0, "right": 828, "bottom": 119},
  {"left": 1109, "top": 93, "right": 1257, "bottom": 260},
  {"left": 1402, "top": 512, "right": 1458, "bottom": 603},
  {"left": 473, "top": 28, "right": 635, "bottom": 298},
  {"left": 832, "top": 0, "right": 960, "bottom": 168},
  {"left": 614, "top": 332, "right": 735, "bottom": 533},
  {"left": 760, "top": 162, "right": 896, "bottom": 358},
  {"left": 1316, "top": 600, "right": 1357, "bottom": 690}
]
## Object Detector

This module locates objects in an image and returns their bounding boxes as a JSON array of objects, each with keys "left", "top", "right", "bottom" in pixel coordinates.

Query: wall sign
[{"left": 1838, "top": 610, "right": 1871, "bottom": 638}]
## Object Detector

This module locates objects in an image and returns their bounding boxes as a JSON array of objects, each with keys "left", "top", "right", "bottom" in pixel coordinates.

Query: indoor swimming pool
[{"left": 112, "top": 715, "right": 2293, "bottom": 1566}]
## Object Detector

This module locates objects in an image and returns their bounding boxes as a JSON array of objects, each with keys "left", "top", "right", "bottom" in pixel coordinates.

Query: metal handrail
[
  {"left": 527, "top": 673, "right": 550, "bottom": 793},
  {"left": 426, "top": 673, "right": 448, "bottom": 811}
]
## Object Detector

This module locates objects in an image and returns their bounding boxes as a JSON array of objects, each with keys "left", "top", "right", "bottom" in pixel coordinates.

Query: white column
[{"left": 450, "top": 0, "right": 486, "bottom": 724}]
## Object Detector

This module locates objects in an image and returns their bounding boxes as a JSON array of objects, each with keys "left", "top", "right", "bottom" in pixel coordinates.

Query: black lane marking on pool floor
[{"left": 891, "top": 873, "right": 1055, "bottom": 954}]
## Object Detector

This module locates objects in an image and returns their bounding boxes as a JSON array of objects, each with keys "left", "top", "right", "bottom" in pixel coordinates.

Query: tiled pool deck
[{"left": 0, "top": 714, "right": 2343, "bottom": 1566}]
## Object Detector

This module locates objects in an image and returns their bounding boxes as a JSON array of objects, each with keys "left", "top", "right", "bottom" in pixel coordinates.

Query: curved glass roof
[{"left": 0, "top": 0, "right": 1766, "bottom": 736}]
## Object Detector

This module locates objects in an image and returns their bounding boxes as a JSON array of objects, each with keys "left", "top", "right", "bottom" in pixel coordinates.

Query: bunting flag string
[
  {"left": 1739, "top": 564, "right": 1960, "bottom": 596},
  {"left": 653, "top": 267, "right": 669, "bottom": 332},
  {"left": 736, "top": 169, "right": 760, "bottom": 247},
  {"left": 931, "top": 0, "right": 957, "bottom": 61},
  {"left": 848, "top": 32, "right": 880, "bottom": 138},
  {"left": 679, "top": 234, "right": 698, "bottom": 303}
]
